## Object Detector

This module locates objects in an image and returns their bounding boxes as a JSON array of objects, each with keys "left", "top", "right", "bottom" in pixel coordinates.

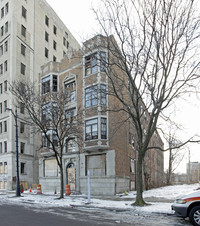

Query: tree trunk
[
  {"left": 134, "top": 153, "right": 146, "bottom": 206},
  {"left": 59, "top": 160, "right": 64, "bottom": 199},
  {"left": 167, "top": 149, "right": 172, "bottom": 185}
]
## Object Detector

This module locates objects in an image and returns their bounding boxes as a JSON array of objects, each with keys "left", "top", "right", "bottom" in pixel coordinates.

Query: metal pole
[
  {"left": 88, "top": 170, "right": 90, "bottom": 204},
  {"left": 15, "top": 109, "right": 20, "bottom": 196}
]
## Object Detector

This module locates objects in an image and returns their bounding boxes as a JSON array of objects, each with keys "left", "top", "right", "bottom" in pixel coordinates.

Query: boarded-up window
[
  {"left": 86, "top": 154, "right": 106, "bottom": 176},
  {"left": 4, "top": 181, "right": 7, "bottom": 189},
  {"left": 44, "top": 159, "right": 58, "bottom": 177}
]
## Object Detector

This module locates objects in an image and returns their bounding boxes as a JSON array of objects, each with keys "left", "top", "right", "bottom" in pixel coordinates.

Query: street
[{"left": 0, "top": 202, "right": 192, "bottom": 226}]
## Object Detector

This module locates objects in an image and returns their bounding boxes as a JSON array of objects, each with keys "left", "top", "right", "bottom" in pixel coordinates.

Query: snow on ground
[{"left": 0, "top": 183, "right": 199, "bottom": 215}]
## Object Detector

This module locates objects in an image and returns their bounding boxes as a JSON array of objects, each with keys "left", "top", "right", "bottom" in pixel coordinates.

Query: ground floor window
[
  {"left": 44, "top": 159, "right": 58, "bottom": 177},
  {"left": 86, "top": 154, "right": 106, "bottom": 176},
  {"left": 4, "top": 181, "right": 7, "bottom": 189}
]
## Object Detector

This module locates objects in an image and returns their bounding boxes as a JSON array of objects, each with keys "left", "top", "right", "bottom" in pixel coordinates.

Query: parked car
[{"left": 172, "top": 190, "right": 200, "bottom": 226}]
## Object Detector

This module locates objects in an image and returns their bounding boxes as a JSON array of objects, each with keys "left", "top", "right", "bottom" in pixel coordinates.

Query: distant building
[
  {"left": 38, "top": 35, "right": 164, "bottom": 195},
  {"left": 187, "top": 162, "right": 200, "bottom": 183},
  {"left": 0, "top": 0, "right": 80, "bottom": 190}
]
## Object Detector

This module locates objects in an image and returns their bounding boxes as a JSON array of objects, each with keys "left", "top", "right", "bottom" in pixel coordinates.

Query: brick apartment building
[{"left": 39, "top": 35, "right": 164, "bottom": 195}]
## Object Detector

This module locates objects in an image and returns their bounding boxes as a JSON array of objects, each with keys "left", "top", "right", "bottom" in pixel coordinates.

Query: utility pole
[{"left": 6, "top": 108, "right": 20, "bottom": 196}]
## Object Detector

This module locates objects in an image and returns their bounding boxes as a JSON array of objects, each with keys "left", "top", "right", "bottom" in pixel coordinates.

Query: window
[
  {"left": 4, "top": 61, "right": 7, "bottom": 72},
  {"left": 4, "top": 100, "right": 7, "bottom": 112},
  {"left": 4, "top": 142, "right": 7, "bottom": 153},
  {"left": 85, "top": 85, "right": 98, "bottom": 108},
  {"left": 63, "top": 38, "right": 69, "bottom": 48},
  {"left": 20, "top": 163, "right": 25, "bottom": 174},
  {"left": 85, "top": 53, "right": 98, "bottom": 75},
  {"left": 0, "top": 84, "right": 2, "bottom": 94},
  {"left": 4, "top": 80, "right": 7, "bottom": 92},
  {"left": 65, "top": 32, "right": 68, "bottom": 38},
  {"left": 20, "top": 102, "right": 25, "bottom": 114},
  {"left": 20, "top": 142, "right": 25, "bottom": 154},
  {"left": 21, "top": 25, "right": 26, "bottom": 37},
  {"left": 0, "top": 123, "right": 2, "bottom": 133},
  {"left": 100, "top": 84, "right": 106, "bottom": 105},
  {"left": 53, "top": 56, "right": 56, "bottom": 62},
  {"left": 22, "top": 6, "right": 27, "bottom": 19},
  {"left": 52, "top": 131, "right": 58, "bottom": 147},
  {"left": 85, "top": 118, "right": 98, "bottom": 140},
  {"left": 0, "top": 45, "right": 3, "bottom": 56},
  {"left": 4, "top": 41, "right": 8, "bottom": 52},
  {"left": 4, "top": 121, "right": 7, "bottom": 132},
  {"left": 65, "top": 81, "right": 76, "bottom": 103},
  {"left": 0, "top": 26, "right": 3, "bottom": 36},
  {"left": 101, "top": 118, "right": 107, "bottom": 139},
  {"left": 44, "top": 159, "right": 58, "bottom": 177},
  {"left": 41, "top": 103, "right": 50, "bottom": 121},
  {"left": 42, "top": 132, "right": 50, "bottom": 147},
  {"left": 20, "top": 122, "right": 25, "bottom": 133},
  {"left": 5, "top": 22, "right": 8, "bottom": 33},
  {"left": 65, "top": 108, "right": 76, "bottom": 124},
  {"left": 0, "top": 143, "right": 2, "bottom": 153},
  {"left": 21, "top": 44, "right": 26, "bottom": 56},
  {"left": 5, "top": 3, "right": 9, "bottom": 15},
  {"left": 0, "top": 64, "right": 3, "bottom": 75},
  {"left": 21, "top": 63, "right": 26, "bottom": 75},
  {"left": 4, "top": 162, "right": 7, "bottom": 173},
  {"left": 0, "top": 104, "right": 2, "bottom": 114},
  {"left": 42, "top": 76, "right": 50, "bottom": 94},
  {"left": 66, "top": 138, "right": 77, "bottom": 152},
  {"left": 45, "top": 31, "right": 49, "bottom": 42},
  {"left": 53, "top": 40, "right": 57, "bottom": 50},
  {"left": 53, "top": 25, "right": 57, "bottom": 35},
  {"left": 86, "top": 154, "right": 106, "bottom": 176},
  {"left": 1, "top": 7, "right": 4, "bottom": 19},
  {"left": 85, "top": 117, "right": 107, "bottom": 141},
  {"left": 45, "top": 48, "right": 49, "bottom": 58},
  {"left": 0, "top": 163, "right": 2, "bottom": 173},
  {"left": 100, "top": 52, "right": 106, "bottom": 72},
  {"left": 45, "top": 15, "right": 49, "bottom": 26},
  {"left": 52, "top": 75, "right": 57, "bottom": 92}
]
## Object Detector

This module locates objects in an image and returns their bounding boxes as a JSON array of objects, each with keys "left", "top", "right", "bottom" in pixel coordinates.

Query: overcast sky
[
  {"left": 46, "top": 0, "right": 98, "bottom": 44},
  {"left": 46, "top": 0, "right": 200, "bottom": 174}
]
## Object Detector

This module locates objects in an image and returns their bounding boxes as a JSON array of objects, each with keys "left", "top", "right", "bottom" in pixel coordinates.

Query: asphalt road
[{"left": 0, "top": 202, "right": 193, "bottom": 226}]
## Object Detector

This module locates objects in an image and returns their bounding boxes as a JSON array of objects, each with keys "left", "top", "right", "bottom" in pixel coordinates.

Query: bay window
[
  {"left": 85, "top": 85, "right": 98, "bottom": 108},
  {"left": 85, "top": 117, "right": 107, "bottom": 141}
]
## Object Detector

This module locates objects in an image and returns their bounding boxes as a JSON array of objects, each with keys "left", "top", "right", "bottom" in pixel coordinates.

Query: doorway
[{"left": 66, "top": 162, "right": 76, "bottom": 190}]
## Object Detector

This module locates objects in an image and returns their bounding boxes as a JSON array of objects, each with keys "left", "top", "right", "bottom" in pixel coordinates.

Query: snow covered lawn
[{"left": 0, "top": 183, "right": 199, "bottom": 215}]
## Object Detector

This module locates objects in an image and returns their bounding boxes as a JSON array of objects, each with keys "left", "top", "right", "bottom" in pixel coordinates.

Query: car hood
[{"left": 176, "top": 190, "right": 200, "bottom": 200}]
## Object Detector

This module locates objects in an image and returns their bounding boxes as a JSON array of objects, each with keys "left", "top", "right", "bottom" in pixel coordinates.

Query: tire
[{"left": 189, "top": 206, "right": 200, "bottom": 226}]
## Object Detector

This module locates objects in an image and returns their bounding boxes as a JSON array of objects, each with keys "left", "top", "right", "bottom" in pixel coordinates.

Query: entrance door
[{"left": 66, "top": 163, "right": 76, "bottom": 190}]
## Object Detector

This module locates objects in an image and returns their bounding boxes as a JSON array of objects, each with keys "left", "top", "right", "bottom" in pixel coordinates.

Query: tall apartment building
[
  {"left": 0, "top": 0, "right": 80, "bottom": 190},
  {"left": 39, "top": 35, "right": 164, "bottom": 195}
]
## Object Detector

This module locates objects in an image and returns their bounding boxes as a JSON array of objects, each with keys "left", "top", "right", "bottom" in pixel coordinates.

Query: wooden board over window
[
  {"left": 86, "top": 154, "right": 106, "bottom": 176},
  {"left": 44, "top": 159, "right": 58, "bottom": 177}
]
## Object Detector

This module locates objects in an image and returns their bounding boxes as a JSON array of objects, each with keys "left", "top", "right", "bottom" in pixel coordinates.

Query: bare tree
[
  {"left": 93, "top": 0, "right": 200, "bottom": 205},
  {"left": 165, "top": 130, "right": 186, "bottom": 185},
  {"left": 10, "top": 80, "right": 82, "bottom": 199}
]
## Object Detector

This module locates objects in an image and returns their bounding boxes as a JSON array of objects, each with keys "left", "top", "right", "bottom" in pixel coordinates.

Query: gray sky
[{"left": 46, "top": 0, "right": 98, "bottom": 43}]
